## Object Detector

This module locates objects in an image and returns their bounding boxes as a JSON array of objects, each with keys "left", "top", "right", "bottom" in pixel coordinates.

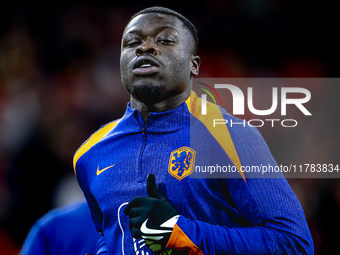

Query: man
[{"left": 74, "top": 6, "right": 314, "bottom": 254}]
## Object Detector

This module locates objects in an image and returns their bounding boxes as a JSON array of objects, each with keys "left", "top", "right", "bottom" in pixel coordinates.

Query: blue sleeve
[
  {"left": 20, "top": 201, "right": 98, "bottom": 255},
  {"left": 20, "top": 221, "right": 47, "bottom": 255},
  {"left": 96, "top": 232, "right": 108, "bottom": 255},
  {"left": 75, "top": 160, "right": 108, "bottom": 255},
  {"left": 170, "top": 177, "right": 313, "bottom": 254},
  {"left": 75, "top": 161, "right": 104, "bottom": 233},
  {"left": 167, "top": 113, "right": 314, "bottom": 254}
]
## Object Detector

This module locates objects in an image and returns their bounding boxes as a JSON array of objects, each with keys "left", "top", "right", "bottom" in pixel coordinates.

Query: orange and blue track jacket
[{"left": 74, "top": 91, "right": 314, "bottom": 254}]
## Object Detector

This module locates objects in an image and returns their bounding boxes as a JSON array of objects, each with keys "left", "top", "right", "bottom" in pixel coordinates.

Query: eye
[
  {"left": 123, "top": 34, "right": 142, "bottom": 48},
  {"left": 126, "top": 39, "right": 141, "bottom": 47},
  {"left": 157, "top": 39, "right": 175, "bottom": 45}
]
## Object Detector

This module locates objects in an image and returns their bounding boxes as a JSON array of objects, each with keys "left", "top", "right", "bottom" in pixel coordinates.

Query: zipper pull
[{"left": 142, "top": 127, "right": 146, "bottom": 134}]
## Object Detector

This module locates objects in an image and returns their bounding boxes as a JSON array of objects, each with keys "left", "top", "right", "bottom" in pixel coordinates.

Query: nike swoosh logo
[
  {"left": 96, "top": 164, "right": 115, "bottom": 175},
  {"left": 140, "top": 216, "right": 179, "bottom": 235}
]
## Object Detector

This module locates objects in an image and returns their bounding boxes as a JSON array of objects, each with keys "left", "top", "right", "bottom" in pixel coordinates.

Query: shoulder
[
  {"left": 189, "top": 96, "right": 269, "bottom": 155},
  {"left": 73, "top": 119, "right": 120, "bottom": 174},
  {"left": 23, "top": 200, "right": 91, "bottom": 242},
  {"left": 37, "top": 200, "right": 91, "bottom": 227},
  {"left": 21, "top": 201, "right": 97, "bottom": 255},
  {"left": 218, "top": 106, "right": 267, "bottom": 145},
  {"left": 220, "top": 106, "right": 276, "bottom": 160}
]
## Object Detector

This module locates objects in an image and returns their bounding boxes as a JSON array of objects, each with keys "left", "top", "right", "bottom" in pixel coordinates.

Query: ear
[{"left": 191, "top": 55, "right": 200, "bottom": 76}]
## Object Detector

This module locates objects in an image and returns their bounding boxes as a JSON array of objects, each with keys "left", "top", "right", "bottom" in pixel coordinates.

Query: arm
[
  {"left": 125, "top": 173, "right": 313, "bottom": 254},
  {"left": 75, "top": 164, "right": 108, "bottom": 255},
  {"left": 167, "top": 177, "right": 314, "bottom": 254},
  {"left": 167, "top": 116, "right": 314, "bottom": 254},
  {"left": 96, "top": 232, "right": 108, "bottom": 255}
]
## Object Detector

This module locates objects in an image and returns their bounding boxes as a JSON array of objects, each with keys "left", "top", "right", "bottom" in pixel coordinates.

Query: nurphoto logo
[{"left": 195, "top": 79, "right": 312, "bottom": 128}]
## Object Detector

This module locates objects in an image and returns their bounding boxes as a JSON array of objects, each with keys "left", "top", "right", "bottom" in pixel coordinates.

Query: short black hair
[{"left": 127, "top": 6, "right": 198, "bottom": 54}]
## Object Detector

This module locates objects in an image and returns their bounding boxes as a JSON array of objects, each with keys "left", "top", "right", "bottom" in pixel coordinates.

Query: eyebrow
[{"left": 124, "top": 26, "right": 176, "bottom": 36}]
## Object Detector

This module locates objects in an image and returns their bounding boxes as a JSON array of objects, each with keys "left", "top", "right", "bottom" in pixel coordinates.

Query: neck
[{"left": 130, "top": 86, "right": 191, "bottom": 123}]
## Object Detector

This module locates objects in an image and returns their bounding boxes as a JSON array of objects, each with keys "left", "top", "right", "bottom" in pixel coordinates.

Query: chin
[{"left": 130, "top": 82, "right": 168, "bottom": 104}]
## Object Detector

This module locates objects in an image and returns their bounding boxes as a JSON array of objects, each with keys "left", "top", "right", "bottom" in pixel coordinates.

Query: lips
[{"left": 132, "top": 57, "right": 160, "bottom": 75}]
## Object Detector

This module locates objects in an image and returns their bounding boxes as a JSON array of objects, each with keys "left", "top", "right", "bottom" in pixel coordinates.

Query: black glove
[{"left": 124, "top": 174, "right": 179, "bottom": 251}]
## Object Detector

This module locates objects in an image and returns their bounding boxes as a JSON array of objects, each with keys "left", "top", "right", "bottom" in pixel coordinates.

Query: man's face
[{"left": 120, "top": 13, "right": 198, "bottom": 105}]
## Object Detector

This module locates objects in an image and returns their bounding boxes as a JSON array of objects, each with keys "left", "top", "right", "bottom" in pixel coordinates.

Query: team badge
[{"left": 168, "top": 147, "right": 196, "bottom": 181}]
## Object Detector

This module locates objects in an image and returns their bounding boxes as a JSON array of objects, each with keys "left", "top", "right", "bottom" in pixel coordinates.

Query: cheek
[
  {"left": 120, "top": 53, "right": 128, "bottom": 73},
  {"left": 120, "top": 53, "right": 132, "bottom": 81},
  {"left": 169, "top": 54, "right": 192, "bottom": 78},
  {"left": 119, "top": 53, "right": 132, "bottom": 91}
]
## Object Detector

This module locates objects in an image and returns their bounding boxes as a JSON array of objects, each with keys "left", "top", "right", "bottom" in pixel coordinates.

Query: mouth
[{"left": 132, "top": 57, "right": 160, "bottom": 76}]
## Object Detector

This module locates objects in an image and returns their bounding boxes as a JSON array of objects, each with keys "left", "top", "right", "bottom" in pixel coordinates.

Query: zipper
[{"left": 138, "top": 119, "right": 149, "bottom": 181}]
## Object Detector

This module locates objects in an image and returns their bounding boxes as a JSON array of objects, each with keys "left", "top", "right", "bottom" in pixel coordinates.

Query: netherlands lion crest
[{"left": 168, "top": 147, "right": 196, "bottom": 180}]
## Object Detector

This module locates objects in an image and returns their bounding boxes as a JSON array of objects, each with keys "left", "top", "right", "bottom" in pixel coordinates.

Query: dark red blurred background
[{"left": 0, "top": 1, "right": 339, "bottom": 254}]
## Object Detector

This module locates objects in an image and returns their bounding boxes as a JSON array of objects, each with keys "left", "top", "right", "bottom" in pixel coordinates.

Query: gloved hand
[{"left": 124, "top": 174, "right": 179, "bottom": 251}]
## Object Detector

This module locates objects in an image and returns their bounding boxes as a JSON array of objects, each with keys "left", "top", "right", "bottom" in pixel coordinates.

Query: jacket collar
[{"left": 120, "top": 91, "right": 198, "bottom": 133}]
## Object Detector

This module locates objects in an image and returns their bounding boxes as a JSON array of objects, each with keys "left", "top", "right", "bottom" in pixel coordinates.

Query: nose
[{"left": 135, "top": 39, "right": 157, "bottom": 56}]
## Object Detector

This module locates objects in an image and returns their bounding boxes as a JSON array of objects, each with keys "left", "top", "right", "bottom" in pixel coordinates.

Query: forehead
[{"left": 123, "top": 13, "right": 185, "bottom": 37}]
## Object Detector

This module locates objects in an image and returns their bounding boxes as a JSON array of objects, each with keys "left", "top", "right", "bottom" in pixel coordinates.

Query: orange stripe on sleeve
[
  {"left": 187, "top": 91, "right": 245, "bottom": 181},
  {"left": 73, "top": 120, "right": 119, "bottom": 174},
  {"left": 166, "top": 224, "right": 204, "bottom": 255}
]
